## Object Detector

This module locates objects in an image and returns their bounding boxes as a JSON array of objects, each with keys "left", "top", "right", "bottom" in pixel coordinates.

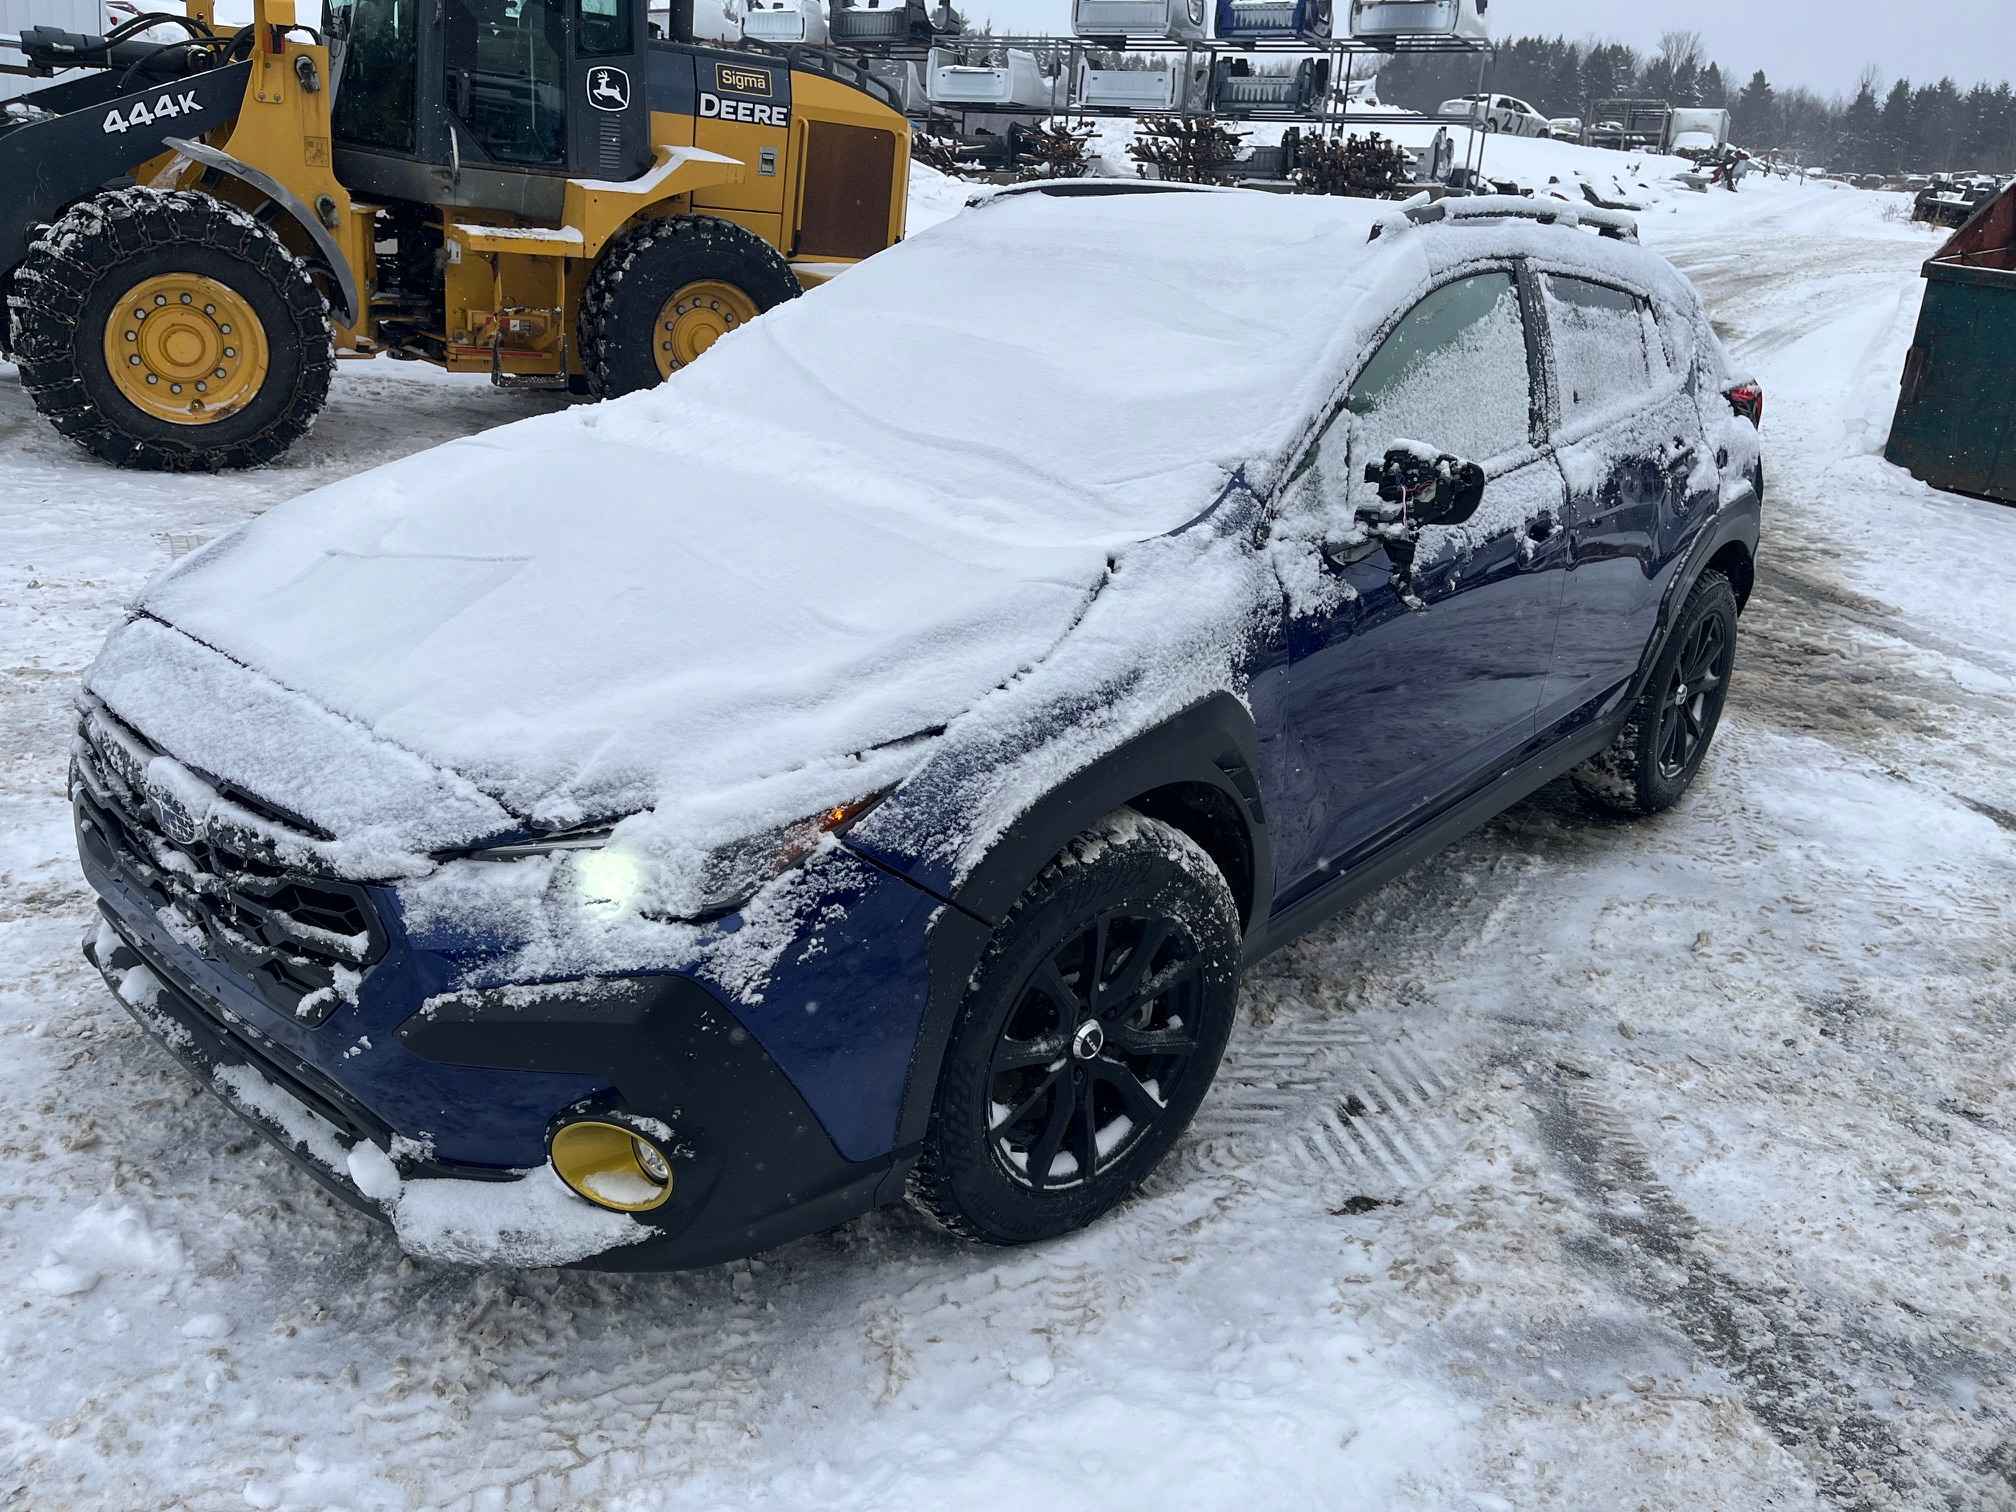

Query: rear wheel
[
  {"left": 909, "top": 812, "right": 1244, "bottom": 1246},
  {"left": 10, "top": 188, "right": 331, "bottom": 471},
  {"left": 577, "top": 215, "right": 800, "bottom": 399},
  {"left": 1573, "top": 570, "right": 1739, "bottom": 816}
]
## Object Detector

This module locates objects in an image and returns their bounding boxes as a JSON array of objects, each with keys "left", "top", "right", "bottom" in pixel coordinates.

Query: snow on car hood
[
  {"left": 119, "top": 435, "right": 1105, "bottom": 837},
  {"left": 98, "top": 191, "right": 1402, "bottom": 847}
]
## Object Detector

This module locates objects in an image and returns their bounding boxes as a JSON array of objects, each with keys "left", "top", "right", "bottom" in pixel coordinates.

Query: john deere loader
[{"left": 0, "top": 0, "right": 910, "bottom": 468}]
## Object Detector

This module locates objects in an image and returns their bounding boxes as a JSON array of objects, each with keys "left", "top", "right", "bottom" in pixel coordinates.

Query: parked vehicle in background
[
  {"left": 1667, "top": 107, "right": 1732, "bottom": 158},
  {"left": 1547, "top": 116, "right": 1583, "bottom": 142},
  {"left": 73, "top": 188, "right": 1762, "bottom": 1271},
  {"left": 1439, "top": 92, "right": 1548, "bottom": 136},
  {"left": 1912, "top": 173, "right": 2006, "bottom": 228}
]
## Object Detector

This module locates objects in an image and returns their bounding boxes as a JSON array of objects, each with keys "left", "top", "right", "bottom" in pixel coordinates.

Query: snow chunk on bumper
[
  {"left": 85, "top": 615, "right": 515, "bottom": 870},
  {"left": 391, "top": 1170, "right": 651, "bottom": 1268}
]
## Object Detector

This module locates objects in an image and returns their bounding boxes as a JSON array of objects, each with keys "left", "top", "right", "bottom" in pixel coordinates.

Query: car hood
[{"left": 100, "top": 420, "right": 1111, "bottom": 847}]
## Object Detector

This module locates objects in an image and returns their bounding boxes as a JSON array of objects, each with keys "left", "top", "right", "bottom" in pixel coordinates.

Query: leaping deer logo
[{"left": 588, "top": 67, "right": 630, "bottom": 110}]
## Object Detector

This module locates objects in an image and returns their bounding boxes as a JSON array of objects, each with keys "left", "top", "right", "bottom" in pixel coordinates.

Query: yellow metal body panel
[
  {"left": 159, "top": 0, "right": 910, "bottom": 378},
  {"left": 558, "top": 146, "right": 745, "bottom": 259},
  {"left": 143, "top": 13, "right": 371, "bottom": 348}
]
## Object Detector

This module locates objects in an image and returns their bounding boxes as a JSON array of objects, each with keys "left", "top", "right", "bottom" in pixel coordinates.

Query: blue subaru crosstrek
[{"left": 74, "top": 186, "right": 1762, "bottom": 1268}]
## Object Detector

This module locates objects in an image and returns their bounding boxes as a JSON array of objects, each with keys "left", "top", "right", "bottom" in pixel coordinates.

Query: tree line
[{"left": 1373, "top": 29, "right": 2016, "bottom": 175}]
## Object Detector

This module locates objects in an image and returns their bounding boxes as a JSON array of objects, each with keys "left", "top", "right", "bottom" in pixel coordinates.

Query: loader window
[
  {"left": 444, "top": 0, "right": 569, "bottom": 167},
  {"left": 577, "top": 0, "right": 633, "bottom": 55},
  {"left": 330, "top": 0, "right": 420, "bottom": 154}
]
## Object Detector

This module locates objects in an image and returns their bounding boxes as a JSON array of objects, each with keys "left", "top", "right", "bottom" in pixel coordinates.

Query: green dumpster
[{"left": 1886, "top": 181, "right": 2016, "bottom": 504}]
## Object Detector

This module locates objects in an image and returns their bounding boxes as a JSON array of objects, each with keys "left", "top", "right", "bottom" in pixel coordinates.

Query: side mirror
[
  {"left": 1328, "top": 445, "right": 1485, "bottom": 604},
  {"left": 1358, "top": 445, "right": 1484, "bottom": 530}
]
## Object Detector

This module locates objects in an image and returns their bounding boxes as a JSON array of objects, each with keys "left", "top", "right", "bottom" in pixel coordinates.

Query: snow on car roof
[{"left": 115, "top": 193, "right": 1412, "bottom": 839}]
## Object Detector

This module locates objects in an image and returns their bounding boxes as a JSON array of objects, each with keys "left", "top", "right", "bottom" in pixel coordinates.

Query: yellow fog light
[{"left": 549, "top": 1120, "right": 674, "bottom": 1212}]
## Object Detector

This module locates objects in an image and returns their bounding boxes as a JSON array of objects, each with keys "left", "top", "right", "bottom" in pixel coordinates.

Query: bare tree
[{"left": 1657, "top": 29, "right": 1704, "bottom": 76}]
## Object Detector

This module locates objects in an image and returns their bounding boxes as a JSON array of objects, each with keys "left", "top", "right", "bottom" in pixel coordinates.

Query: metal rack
[{"left": 750, "top": 28, "right": 1497, "bottom": 181}]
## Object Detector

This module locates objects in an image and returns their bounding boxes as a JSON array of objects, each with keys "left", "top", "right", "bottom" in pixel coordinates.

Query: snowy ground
[{"left": 3, "top": 165, "right": 2014, "bottom": 1510}]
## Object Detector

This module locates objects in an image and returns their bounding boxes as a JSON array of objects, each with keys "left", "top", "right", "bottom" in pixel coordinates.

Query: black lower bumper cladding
[{"left": 84, "top": 909, "right": 905, "bottom": 1269}]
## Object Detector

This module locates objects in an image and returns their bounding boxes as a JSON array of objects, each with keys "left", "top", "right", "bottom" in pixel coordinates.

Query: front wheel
[
  {"left": 10, "top": 188, "right": 332, "bottom": 471},
  {"left": 1573, "top": 570, "right": 1739, "bottom": 816},
  {"left": 908, "top": 812, "right": 1244, "bottom": 1246},
  {"left": 576, "top": 215, "right": 800, "bottom": 400}
]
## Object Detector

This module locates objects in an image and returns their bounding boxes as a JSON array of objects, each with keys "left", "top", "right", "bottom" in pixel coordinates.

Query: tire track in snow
[
  {"left": 1171, "top": 1012, "right": 1472, "bottom": 1196},
  {"left": 1534, "top": 1077, "right": 2011, "bottom": 1512}
]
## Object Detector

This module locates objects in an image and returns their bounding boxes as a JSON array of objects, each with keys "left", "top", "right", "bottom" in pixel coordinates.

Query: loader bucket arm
[{"left": 0, "top": 62, "right": 253, "bottom": 291}]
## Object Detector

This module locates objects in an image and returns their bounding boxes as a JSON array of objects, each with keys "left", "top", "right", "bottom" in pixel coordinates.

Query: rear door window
[{"left": 1542, "top": 273, "right": 1653, "bottom": 422}]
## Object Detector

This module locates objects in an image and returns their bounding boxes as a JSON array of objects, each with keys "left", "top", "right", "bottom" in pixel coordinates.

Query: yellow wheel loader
[{"left": 0, "top": 0, "right": 909, "bottom": 469}]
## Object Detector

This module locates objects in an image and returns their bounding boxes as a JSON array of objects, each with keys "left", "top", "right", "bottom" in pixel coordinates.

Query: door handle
[
  {"left": 1518, "top": 510, "right": 1558, "bottom": 568},
  {"left": 1663, "top": 439, "right": 1700, "bottom": 476}
]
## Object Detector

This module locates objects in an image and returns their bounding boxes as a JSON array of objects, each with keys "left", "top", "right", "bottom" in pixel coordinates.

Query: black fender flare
[
  {"left": 1627, "top": 494, "right": 1761, "bottom": 709},
  {"left": 882, "top": 691, "right": 1272, "bottom": 1162},
  {"left": 162, "top": 136, "right": 358, "bottom": 326}
]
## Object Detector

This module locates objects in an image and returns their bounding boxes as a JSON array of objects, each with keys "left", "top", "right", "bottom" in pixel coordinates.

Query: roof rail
[{"left": 1369, "top": 192, "right": 1639, "bottom": 245}]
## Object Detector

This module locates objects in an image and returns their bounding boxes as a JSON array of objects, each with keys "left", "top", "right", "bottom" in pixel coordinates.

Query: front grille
[{"left": 73, "top": 709, "right": 386, "bottom": 1027}]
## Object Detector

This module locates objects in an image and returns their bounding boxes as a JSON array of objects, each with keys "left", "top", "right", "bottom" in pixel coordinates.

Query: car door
[
  {"left": 1537, "top": 270, "right": 1718, "bottom": 730},
  {"left": 1257, "top": 267, "right": 1570, "bottom": 907}
]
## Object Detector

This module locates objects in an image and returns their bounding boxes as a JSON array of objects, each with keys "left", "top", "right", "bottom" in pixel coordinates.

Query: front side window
[
  {"left": 1272, "top": 271, "right": 1533, "bottom": 572},
  {"left": 1543, "top": 273, "right": 1653, "bottom": 422},
  {"left": 1350, "top": 271, "right": 1535, "bottom": 467},
  {"left": 331, "top": 0, "right": 420, "bottom": 154}
]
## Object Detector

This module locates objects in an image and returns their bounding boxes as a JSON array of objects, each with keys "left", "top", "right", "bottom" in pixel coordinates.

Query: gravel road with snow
[{"left": 2, "top": 173, "right": 2011, "bottom": 1511}]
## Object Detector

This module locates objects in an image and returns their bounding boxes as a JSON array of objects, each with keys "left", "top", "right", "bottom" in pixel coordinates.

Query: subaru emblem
[{"left": 150, "top": 789, "right": 201, "bottom": 846}]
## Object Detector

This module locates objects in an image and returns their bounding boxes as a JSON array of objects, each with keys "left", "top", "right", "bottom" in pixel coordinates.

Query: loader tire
[
  {"left": 9, "top": 188, "right": 332, "bottom": 471},
  {"left": 577, "top": 215, "right": 800, "bottom": 399}
]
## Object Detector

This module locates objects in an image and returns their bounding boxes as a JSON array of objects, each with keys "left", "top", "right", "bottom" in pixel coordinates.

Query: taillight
[{"left": 1728, "top": 383, "right": 1764, "bottom": 427}]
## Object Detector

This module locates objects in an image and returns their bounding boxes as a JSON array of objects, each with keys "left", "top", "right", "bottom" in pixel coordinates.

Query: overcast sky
[{"left": 969, "top": 0, "right": 2015, "bottom": 96}]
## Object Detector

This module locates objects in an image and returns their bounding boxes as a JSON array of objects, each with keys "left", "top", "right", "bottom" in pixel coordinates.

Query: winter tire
[
  {"left": 1573, "top": 569, "right": 1739, "bottom": 817},
  {"left": 10, "top": 188, "right": 332, "bottom": 471},
  {"left": 577, "top": 215, "right": 800, "bottom": 399},
  {"left": 909, "top": 811, "right": 1244, "bottom": 1246}
]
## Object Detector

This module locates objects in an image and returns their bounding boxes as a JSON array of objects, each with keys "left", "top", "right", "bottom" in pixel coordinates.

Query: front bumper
[
  {"left": 85, "top": 907, "right": 903, "bottom": 1269},
  {"left": 71, "top": 699, "right": 951, "bottom": 1268}
]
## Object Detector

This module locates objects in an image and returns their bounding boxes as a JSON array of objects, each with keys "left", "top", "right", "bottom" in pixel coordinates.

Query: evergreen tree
[
  {"left": 1836, "top": 76, "right": 1881, "bottom": 173},
  {"left": 1734, "top": 70, "right": 1776, "bottom": 148},
  {"left": 1579, "top": 45, "right": 1615, "bottom": 110},
  {"left": 1672, "top": 59, "right": 1701, "bottom": 107},
  {"left": 1356, "top": 31, "right": 2009, "bottom": 173},
  {"left": 1879, "top": 78, "right": 1914, "bottom": 173},
  {"left": 1640, "top": 56, "right": 1675, "bottom": 103}
]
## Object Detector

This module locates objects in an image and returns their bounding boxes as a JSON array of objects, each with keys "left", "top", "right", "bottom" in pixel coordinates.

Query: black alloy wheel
[
  {"left": 1656, "top": 611, "right": 1732, "bottom": 780},
  {"left": 986, "top": 910, "right": 1203, "bottom": 1192},
  {"left": 1572, "top": 568, "right": 1740, "bottom": 817},
  {"left": 910, "top": 812, "right": 1243, "bottom": 1246}
]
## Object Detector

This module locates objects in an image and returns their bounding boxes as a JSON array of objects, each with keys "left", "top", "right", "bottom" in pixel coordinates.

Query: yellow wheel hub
[
  {"left": 653, "top": 279, "right": 758, "bottom": 380},
  {"left": 104, "top": 273, "right": 269, "bottom": 426}
]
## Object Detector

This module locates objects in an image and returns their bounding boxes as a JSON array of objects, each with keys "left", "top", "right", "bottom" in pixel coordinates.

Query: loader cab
[{"left": 327, "top": 0, "right": 654, "bottom": 214}]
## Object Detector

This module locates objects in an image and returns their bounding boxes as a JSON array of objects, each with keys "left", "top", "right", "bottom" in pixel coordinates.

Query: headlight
[
  {"left": 468, "top": 793, "right": 887, "bottom": 918},
  {"left": 681, "top": 791, "right": 888, "bottom": 916}
]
